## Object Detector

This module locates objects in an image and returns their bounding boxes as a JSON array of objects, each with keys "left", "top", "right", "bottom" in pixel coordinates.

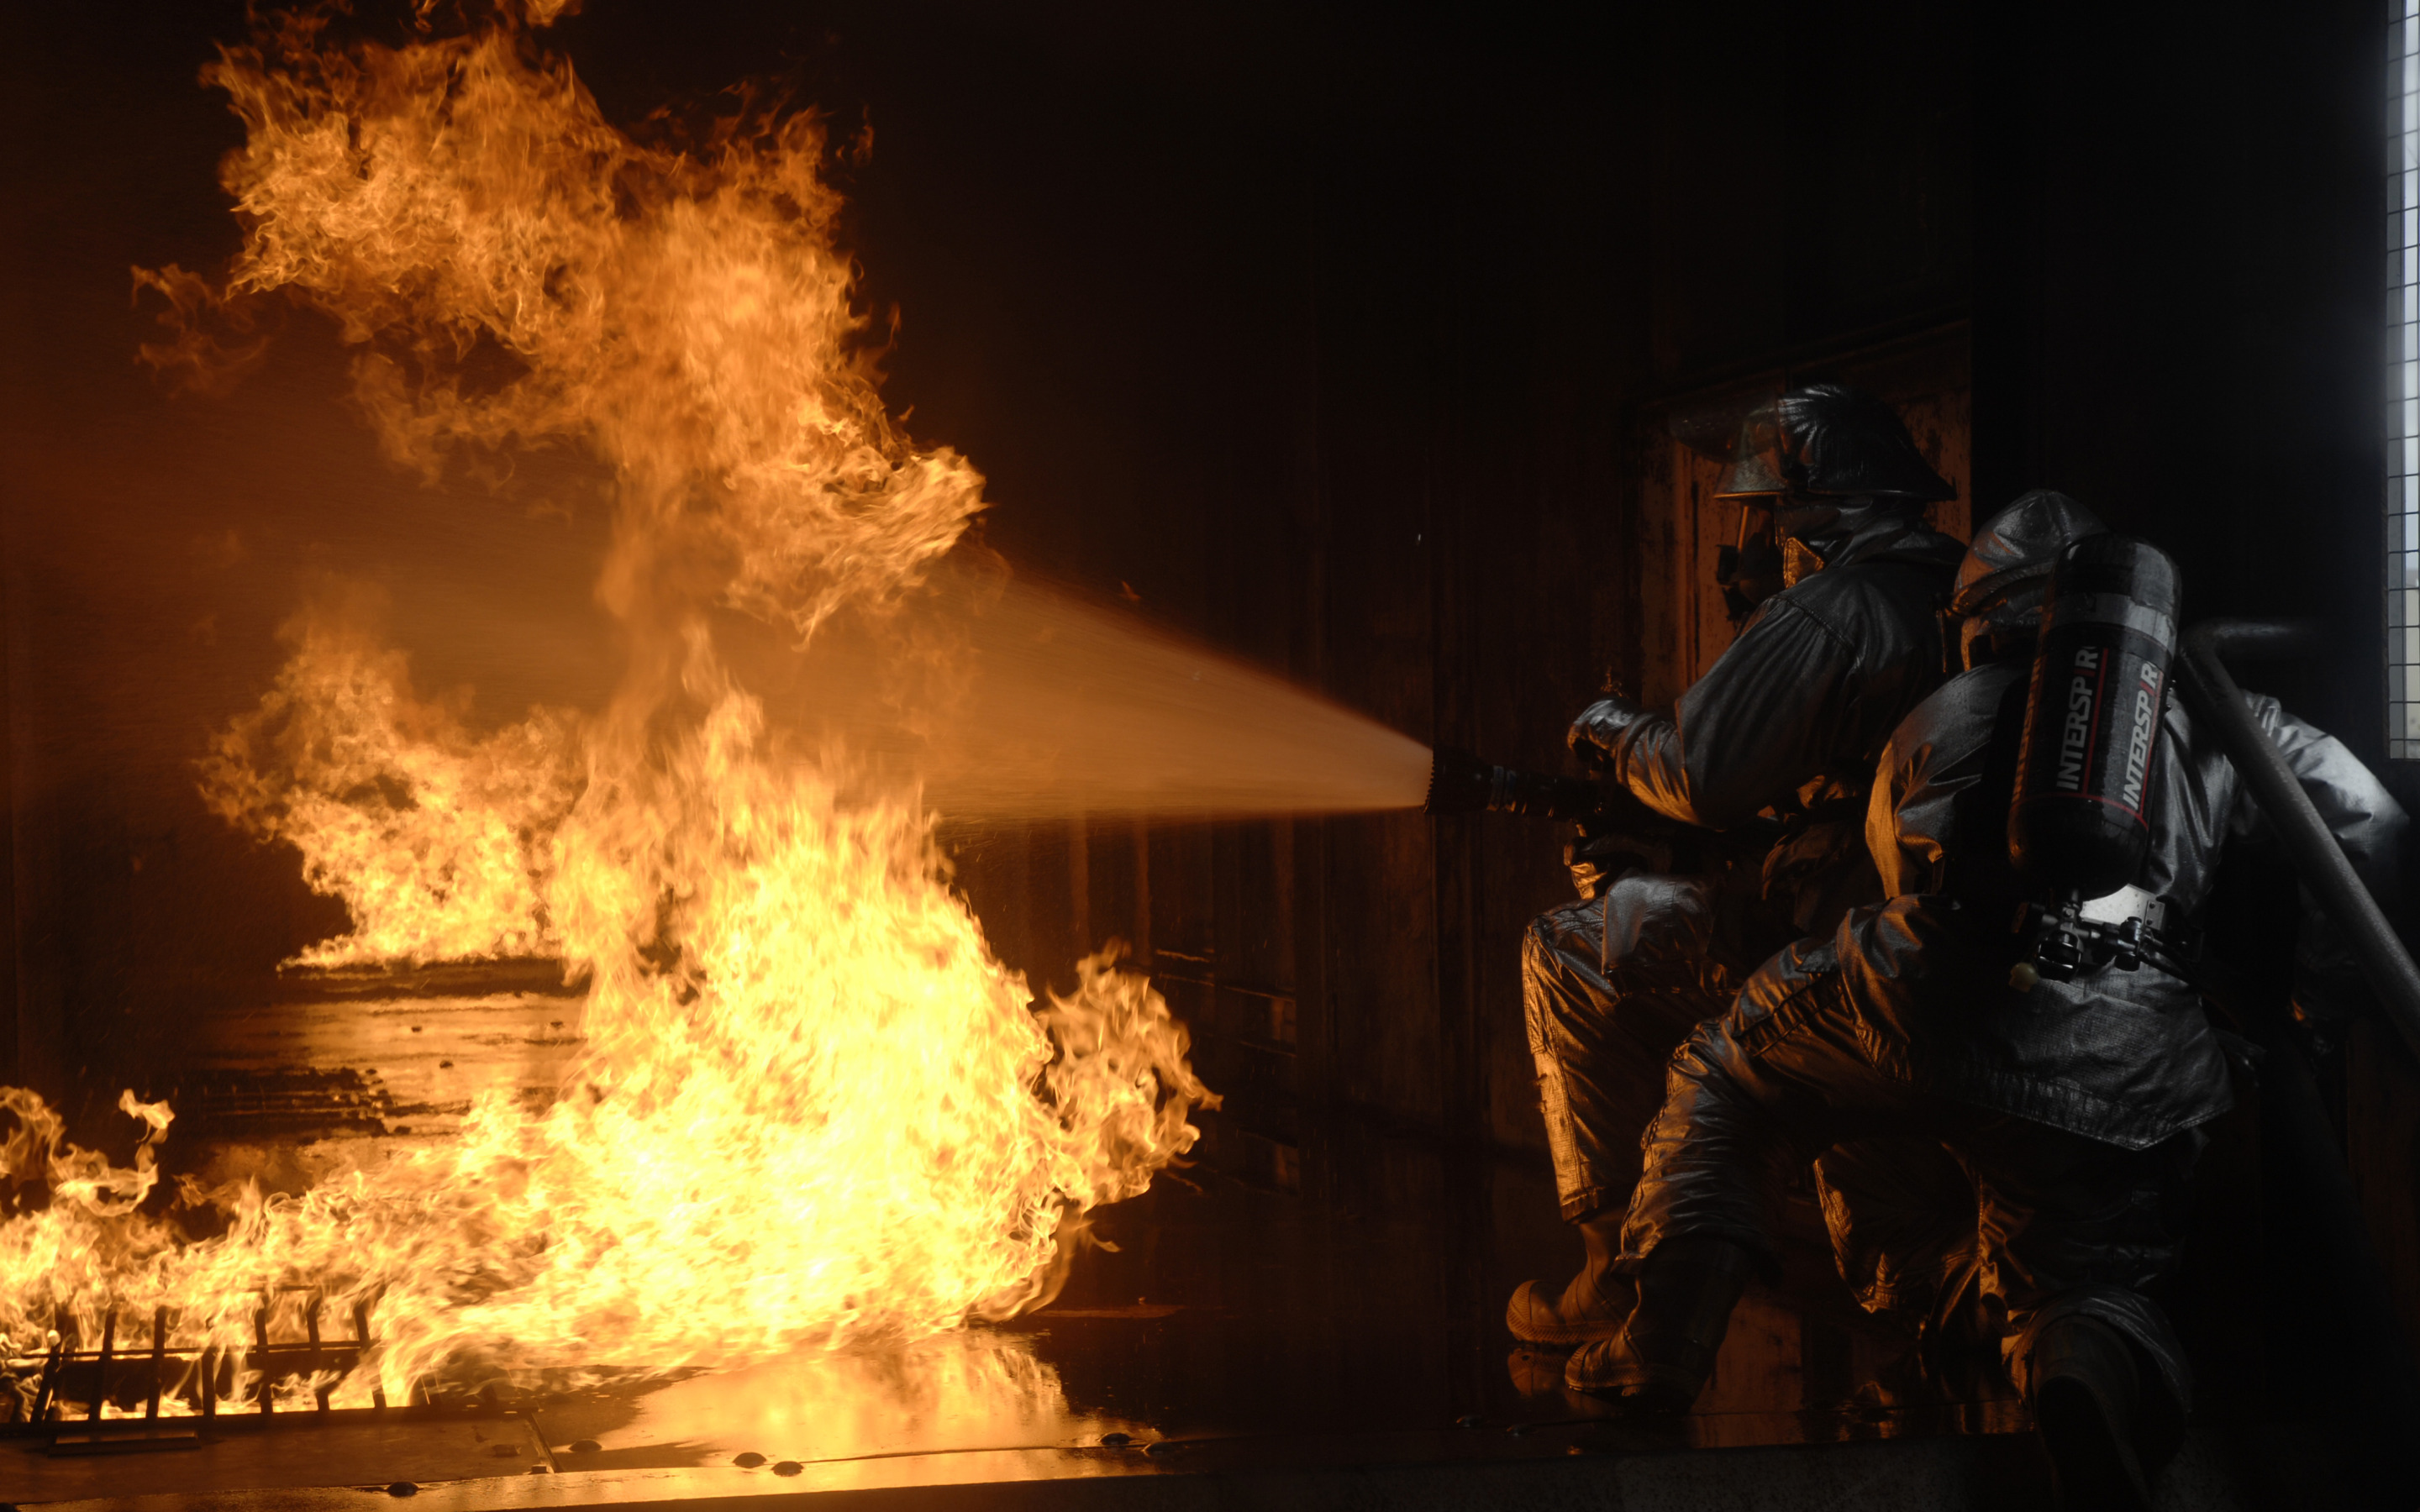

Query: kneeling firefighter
[
  {"left": 1509, "top": 384, "right": 1964, "bottom": 1347},
  {"left": 1573, "top": 494, "right": 2407, "bottom": 1509}
]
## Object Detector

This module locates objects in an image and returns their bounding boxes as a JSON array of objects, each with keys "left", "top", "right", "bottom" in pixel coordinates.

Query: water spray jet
[{"left": 758, "top": 569, "right": 1438, "bottom": 822}]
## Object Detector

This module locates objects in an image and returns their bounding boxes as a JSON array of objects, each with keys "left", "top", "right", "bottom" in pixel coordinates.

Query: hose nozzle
[{"left": 1424, "top": 747, "right": 1600, "bottom": 821}]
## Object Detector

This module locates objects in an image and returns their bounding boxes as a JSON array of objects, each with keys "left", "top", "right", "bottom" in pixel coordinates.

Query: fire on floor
[{"left": 3, "top": 963, "right": 2088, "bottom": 1510}]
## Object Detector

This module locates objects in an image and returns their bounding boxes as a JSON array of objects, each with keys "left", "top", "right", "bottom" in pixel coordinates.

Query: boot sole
[
  {"left": 2036, "top": 1375, "right": 2153, "bottom": 1512},
  {"left": 1566, "top": 1375, "right": 1698, "bottom": 1413},
  {"left": 1563, "top": 1349, "right": 1702, "bottom": 1409},
  {"left": 1505, "top": 1280, "right": 1627, "bottom": 1348},
  {"left": 1506, "top": 1319, "right": 1625, "bottom": 1348}
]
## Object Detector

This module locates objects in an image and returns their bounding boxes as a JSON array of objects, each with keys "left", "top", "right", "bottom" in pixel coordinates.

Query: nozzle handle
[{"left": 1425, "top": 747, "right": 1600, "bottom": 821}]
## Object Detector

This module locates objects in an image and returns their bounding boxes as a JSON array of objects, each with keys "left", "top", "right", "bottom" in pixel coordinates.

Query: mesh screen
[{"left": 2390, "top": 2, "right": 2420, "bottom": 755}]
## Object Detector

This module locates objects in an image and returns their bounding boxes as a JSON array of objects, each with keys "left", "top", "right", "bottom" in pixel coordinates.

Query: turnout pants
[
  {"left": 1620, "top": 959, "right": 2201, "bottom": 1415},
  {"left": 1523, "top": 816, "right": 1875, "bottom": 1225},
  {"left": 1523, "top": 873, "right": 1745, "bottom": 1222}
]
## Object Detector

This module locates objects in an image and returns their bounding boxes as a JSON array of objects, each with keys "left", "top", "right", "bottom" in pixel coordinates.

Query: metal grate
[
  {"left": 1, "top": 1291, "right": 389, "bottom": 1436},
  {"left": 2390, "top": 1, "right": 2420, "bottom": 757}
]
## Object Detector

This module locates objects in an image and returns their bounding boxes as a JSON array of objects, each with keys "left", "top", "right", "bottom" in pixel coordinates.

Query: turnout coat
[{"left": 1759, "top": 661, "right": 2403, "bottom": 1148}]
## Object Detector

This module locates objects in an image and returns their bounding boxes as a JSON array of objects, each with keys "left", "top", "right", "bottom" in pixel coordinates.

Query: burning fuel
[
  {"left": 199, "top": 581, "right": 582, "bottom": 967},
  {"left": 2, "top": 2, "right": 1243, "bottom": 1411}
]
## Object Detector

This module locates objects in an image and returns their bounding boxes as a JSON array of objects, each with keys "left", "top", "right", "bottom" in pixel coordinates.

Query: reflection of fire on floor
[
  {"left": 166, "top": 963, "right": 585, "bottom": 1185},
  {"left": 3, "top": 963, "right": 2087, "bottom": 1506},
  {"left": 0, "top": 963, "right": 597, "bottom": 1486},
  {"left": 536, "top": 1331, "right": 1146, "bottom": 1474},
  {"left": 3, "top": 1410, "right": 557, "bottom": 1503},
  {"left": 9, "top": 1061, "right": 2091, "bottom": 1509}
]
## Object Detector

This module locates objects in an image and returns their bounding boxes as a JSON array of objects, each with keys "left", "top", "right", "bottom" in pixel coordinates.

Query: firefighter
[
  {"left": 1569, "top": 494, "right": 2407, "bottom": 1509},
  {"left": 1512, "top": 383, "right": 1965, "bottom": 1346}
]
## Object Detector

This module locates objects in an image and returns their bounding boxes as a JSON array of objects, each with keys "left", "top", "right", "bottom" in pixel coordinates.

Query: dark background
[{"left": 0, "top": 0, "right": 2408, "bottom": 1416}]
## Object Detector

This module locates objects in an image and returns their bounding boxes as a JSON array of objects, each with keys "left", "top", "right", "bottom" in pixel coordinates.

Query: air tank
[{"left": 2008, "top": 535, "right": 2181, "bottom": 900}]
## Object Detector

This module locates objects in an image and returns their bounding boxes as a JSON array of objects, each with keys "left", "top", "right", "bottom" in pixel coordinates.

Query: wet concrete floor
[{"left": 4, "top": 969, "right": 2035, "bottom": 1502}]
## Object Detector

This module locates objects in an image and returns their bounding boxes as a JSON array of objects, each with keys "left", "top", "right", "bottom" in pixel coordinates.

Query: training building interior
[{"left": 2, "top": 2, "right": 2417, "bottom": 1508}]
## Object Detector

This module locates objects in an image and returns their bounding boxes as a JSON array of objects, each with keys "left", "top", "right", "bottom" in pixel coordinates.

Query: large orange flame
[
  {"left": 199, "top": 585, "right": 582, "bottom": 966},
  {"left": 3, "top": 3, "right": 1211, "bottom": 1411}
]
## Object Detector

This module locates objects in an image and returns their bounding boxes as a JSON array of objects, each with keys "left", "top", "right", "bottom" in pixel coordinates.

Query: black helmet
[
  {"left": 1712, "top": 383, "right": 1958, "bottom": 504},
  {"left": 1950, "top": 491, "right": 2109, "bottom": 621},
  {"left": 1949, "top": 490, "right": 2109, "bottom": 669}
]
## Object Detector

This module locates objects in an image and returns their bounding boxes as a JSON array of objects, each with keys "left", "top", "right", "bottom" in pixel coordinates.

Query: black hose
[
  {"left": 1423, "top": 747, "right": 1601, "bottom": 822},
  {"left": 2246, "top": 1007, "right": 2420, "bottom": 1437},
  {"left": 2172, "top": 619, "right": 2420, "bottom": 1065},
  {"left": 2174, "top": 618, "right": 2420, "bottom": 1484}
]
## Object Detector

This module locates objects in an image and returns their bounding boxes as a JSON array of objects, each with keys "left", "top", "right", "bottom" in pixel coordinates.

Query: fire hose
[
  {"left": 2174, "top": 617, "right": 2420, "bottom": 1469},
  {"left": 2174, "top": 620, "right": 2420, "bottom": 1064},
  {"left": 1422, "top": 747, "right": 1781, "bottom": 885}
]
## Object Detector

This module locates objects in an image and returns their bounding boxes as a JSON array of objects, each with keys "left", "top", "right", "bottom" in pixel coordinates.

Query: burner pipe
[
  {"left": 146, "top": 1307, "right": 166, "bottom": 1422},
  {"left": 88, "top": 1310, "right": 113, "bottom": 1421},
  {"left": 308, "top": 1296, "right": 332, "bottom": 1412},
  {"left": 34, "top": 1309, "right": 67, "bottom": 1422},
  {"left": 255, "top": 1304, "right": 271, "bottom": 1415},
  {"left": 354, "top": 1299, "right": 387, "bottom": 1410}
]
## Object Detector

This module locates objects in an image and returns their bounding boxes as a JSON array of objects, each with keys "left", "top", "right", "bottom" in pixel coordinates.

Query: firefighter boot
[
  {"left": 1562, "top": 1237, "right": 1755, "bottom": 1410},
  {"left": 2031, "top": 1315, "right": 2154, "bottom": 1512},
  {"left": 1506, "top": 1215, "right": 1634, "bottom": 1348}
]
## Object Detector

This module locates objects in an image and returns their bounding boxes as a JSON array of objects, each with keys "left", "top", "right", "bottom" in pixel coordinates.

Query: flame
[
  {"left": 2, "top": 3, "right": 1212, "bottom": 1413},
  {"left": 199, "top": 583, "right": 582, "bottom": 966}
]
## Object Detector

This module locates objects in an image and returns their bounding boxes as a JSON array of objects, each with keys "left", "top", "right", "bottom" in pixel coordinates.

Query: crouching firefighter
[
  {"left": 1570, "top": 494, "right": 2407, "bottom": 1509},
  {"left": 1509, "top": 383, "right": 1965, "bottom": 1348}
]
